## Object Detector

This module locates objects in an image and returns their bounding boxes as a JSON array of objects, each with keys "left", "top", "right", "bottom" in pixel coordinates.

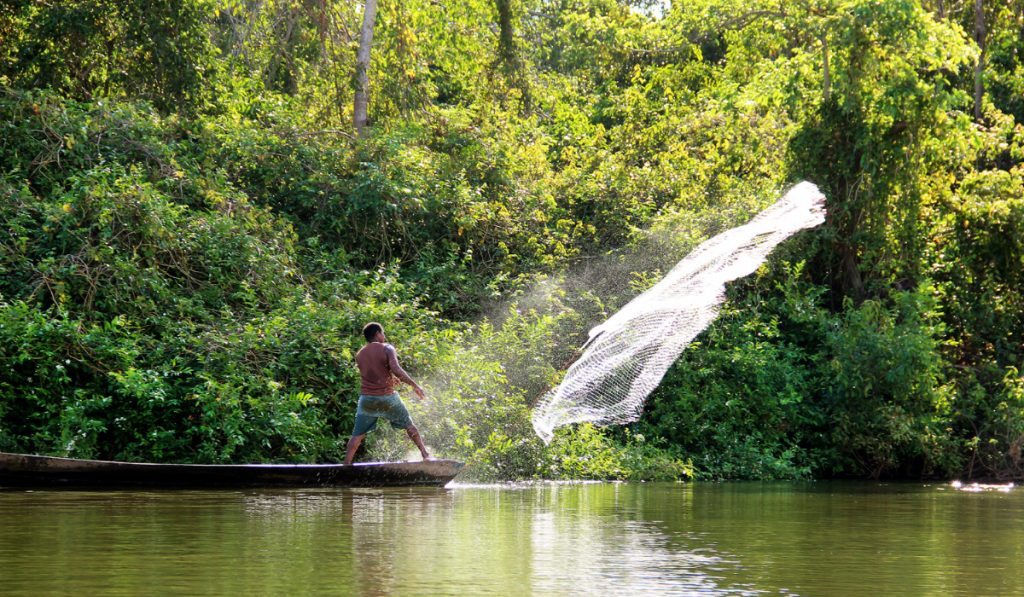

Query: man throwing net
[{"left": 344, "top": 322, "right": 430, "bottom": 465}]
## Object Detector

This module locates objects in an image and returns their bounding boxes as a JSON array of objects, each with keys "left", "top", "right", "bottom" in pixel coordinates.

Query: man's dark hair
[{"left": 362, "top": 322, "right": 383, "bottom": 342}]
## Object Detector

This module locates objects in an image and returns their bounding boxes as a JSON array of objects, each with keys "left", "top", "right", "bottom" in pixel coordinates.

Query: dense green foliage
[{"left": 1, "top": 0, "right": 1022, "bottom": 481}]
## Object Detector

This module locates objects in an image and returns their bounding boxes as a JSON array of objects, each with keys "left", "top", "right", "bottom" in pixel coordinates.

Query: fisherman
[{"left": 344, "top": 322, "right": 430, "bottom": 465}]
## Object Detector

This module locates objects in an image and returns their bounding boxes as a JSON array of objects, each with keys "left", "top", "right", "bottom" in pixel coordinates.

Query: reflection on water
[{"left": 1, "top": 482, "right": 1021, "bottom": 596}]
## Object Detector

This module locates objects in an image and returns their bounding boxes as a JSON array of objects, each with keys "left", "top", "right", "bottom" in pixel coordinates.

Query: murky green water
[{"left": 1, "top": 481, "right": 1021, "bottom": 596}]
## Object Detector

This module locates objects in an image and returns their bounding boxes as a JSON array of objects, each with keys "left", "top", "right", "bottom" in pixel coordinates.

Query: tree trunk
[
  {"left": 973, "top": 0, "right": 985, "bottom": 121},
  {"left": 822, "top": 31, "right": 831, "bottom": 102},
  {"left": 493, "top": 0, "right": 530, "bottom": 108},
  {"left": 354, "top": 0, "right": 378, "bottom": 137},
  {"left": 495, "top": 0, "right": 517, "bottom": 71}
]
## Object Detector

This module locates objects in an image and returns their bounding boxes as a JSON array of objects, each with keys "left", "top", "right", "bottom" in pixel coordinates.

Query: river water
[{"left": 1, "top": 481, "right": 1020, "bottom": 596}]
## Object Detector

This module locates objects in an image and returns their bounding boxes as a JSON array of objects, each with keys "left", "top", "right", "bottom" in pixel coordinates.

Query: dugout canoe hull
[{"left": 0, "top": 452, "right": 463, "bottom": 489}]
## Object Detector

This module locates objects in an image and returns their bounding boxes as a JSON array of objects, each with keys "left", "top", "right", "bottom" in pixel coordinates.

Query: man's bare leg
[
  {"left": 344, "top": 433, "right": 366, "bottom": 465},
  {"left": 406, "top": 425, "right": 431, "bottom": 460}
]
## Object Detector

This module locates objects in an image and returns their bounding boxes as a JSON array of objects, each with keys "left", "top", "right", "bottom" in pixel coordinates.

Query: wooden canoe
[{"left": 0, "top": 452, "right": 463, "bottom": 489}]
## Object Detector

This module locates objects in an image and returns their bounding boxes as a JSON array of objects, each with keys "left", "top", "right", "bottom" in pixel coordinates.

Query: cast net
[{"left": 532, "top": 181, "right": 826, "bottom": 443}]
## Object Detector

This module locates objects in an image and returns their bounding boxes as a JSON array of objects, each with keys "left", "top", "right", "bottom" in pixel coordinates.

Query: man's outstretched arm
[{"left": 386, "top": 346, "right": 426, "bottom": 399}]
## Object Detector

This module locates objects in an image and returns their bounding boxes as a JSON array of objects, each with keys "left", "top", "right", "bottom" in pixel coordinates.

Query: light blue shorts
[{"left": 352, "top": 392, "right": 414, "bottom": 436}]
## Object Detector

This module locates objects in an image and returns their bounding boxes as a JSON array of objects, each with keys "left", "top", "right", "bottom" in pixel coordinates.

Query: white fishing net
[{"left": 532, "top": 181, "right": 826, "bottom": 443}]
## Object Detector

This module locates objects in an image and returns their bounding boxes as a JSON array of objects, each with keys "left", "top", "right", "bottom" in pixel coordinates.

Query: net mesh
[{"left": 532, "top": 182, "right": 826, "bottom": 443}]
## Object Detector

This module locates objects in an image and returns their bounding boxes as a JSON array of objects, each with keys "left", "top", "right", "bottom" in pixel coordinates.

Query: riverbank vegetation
[{"left": 1, "top": 0, "right": 1022, "bottom": 481}]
